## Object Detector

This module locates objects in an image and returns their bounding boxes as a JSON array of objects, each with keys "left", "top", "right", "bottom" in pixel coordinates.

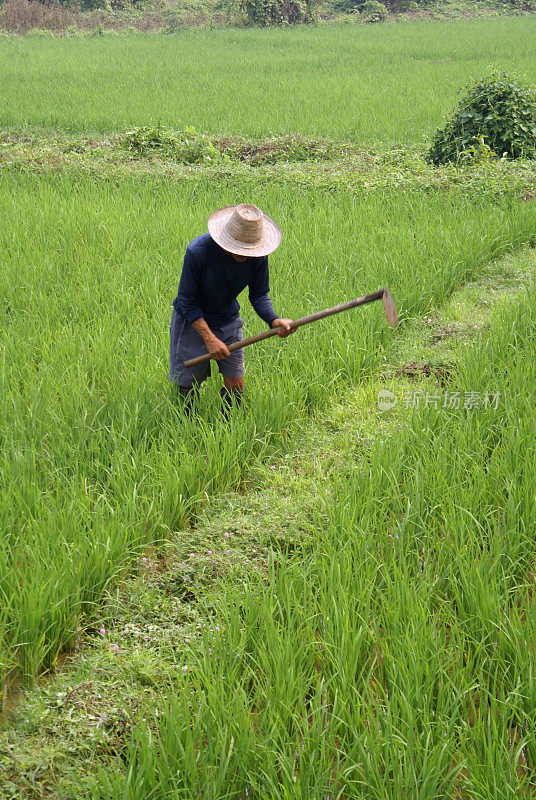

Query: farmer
[{"left": 170, "top": 204, "right": 293, "bottom": 411}]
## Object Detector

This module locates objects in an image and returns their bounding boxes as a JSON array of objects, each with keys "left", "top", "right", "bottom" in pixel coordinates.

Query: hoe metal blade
[{"left": 382, "top": 289, "right": 399, "bottom": 326}]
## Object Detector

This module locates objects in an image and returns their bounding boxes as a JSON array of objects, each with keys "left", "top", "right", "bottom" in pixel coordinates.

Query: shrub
[
  {"left": 214, "top": 0, "right": 240, "bottom": 21},
  {"left": 494, "top": 0, "right": 535, "bottom": 10},
  {"left": 241, "top": 0, "right": 316, "bottom": 25},
  {"left": 331, "top": 0, "right": 362, "bottom": 13},
  {"left": 428, "top": 72, "right": 536, "bottom": 165},
  {"left": 80, "top": 0, "right": 109, "bottom": 10},
  {"left": 384, "top": 0, "right": 413, "bottom": 10},
  {"left": 121, "top": 125, "right": 225, "bottom": 164},
  {"left": 0, "top": 0, "right": 174, "bottom": 32},
  {"left": 457, "top": 135, "right": 499, "bottom": 165},
  {"left": 379, "top": 0, "right": 439, "bottom": 10},
  {"left": 331, "top": 0, "right": 423, "bottom": 15},
  {"left": 0, "top": 0, "right": 76, "bottom": 32},
  {"left": 0, "top": 0, "right": 166, "bottom": 32},
  {"left": 361, "top": 0, "right": 387, "bottom": 20}
]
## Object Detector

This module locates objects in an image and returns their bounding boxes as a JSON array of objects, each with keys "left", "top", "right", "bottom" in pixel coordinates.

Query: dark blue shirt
[{"left": 173, "top": 234, "right": 278, "bottom": 328}]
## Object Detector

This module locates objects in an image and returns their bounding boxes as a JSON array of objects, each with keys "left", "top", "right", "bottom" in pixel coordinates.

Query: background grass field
[
  {"left": 1, "top": 17, "right": 536, "bottom": 140},
  {"left": 2, "top": 15, "right": 536, "bottom": 798}
]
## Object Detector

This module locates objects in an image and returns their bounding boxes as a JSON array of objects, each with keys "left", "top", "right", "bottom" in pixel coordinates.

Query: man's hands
[
  {"left": 191, "top": 316, "right": 293, "bottom": 366},
  {"left": 206, "top": 334, "right": 230, "bottom": 361},
  {"left": 271, "top": 318, "right": 294, "bottom": 338},
  {"left": 192, "top": 317, "right": 230, "bottom": 361}
]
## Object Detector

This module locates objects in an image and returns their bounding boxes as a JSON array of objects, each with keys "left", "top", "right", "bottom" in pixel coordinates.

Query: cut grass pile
[
  {"left": 1, "top": 17, "right": 536, "bottom": 140},
  {"left": 1, "top": 167, "right": 536, "bottom": 688}
]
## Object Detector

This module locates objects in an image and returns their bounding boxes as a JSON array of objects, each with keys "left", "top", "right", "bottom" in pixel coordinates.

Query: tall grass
[
  {"left": 1, "top": 18, "right": 536, "bottom": 140},
  {"left": 1, "top": 169, "right": 535, "bottom": 683},
  {"left": 93, "top": 285, "right": 536, "bottom": 799}
]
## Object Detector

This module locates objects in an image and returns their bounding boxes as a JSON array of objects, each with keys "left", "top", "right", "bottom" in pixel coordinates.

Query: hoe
[{"left": 184, "top": 288, "right": 398, "bottom": 368}]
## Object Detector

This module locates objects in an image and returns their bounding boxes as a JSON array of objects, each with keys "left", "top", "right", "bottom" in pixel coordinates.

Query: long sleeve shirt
[{"left": 172, "top": 233, "right": 278, "bottom": 328}]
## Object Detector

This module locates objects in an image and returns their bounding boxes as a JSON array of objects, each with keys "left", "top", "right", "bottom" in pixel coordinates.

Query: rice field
[
  {"left": 0, "top": 17, "right": 535, "bottom": 141},
  {"left": 95, "top": 284, "right": 536, "bottom": 798},
  {"left": 2, "top": 13, "right": 536, "bottom": 798}
]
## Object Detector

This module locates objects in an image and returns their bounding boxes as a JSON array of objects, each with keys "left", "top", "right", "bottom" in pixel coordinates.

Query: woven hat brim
[{"left": 208, "top": 206, "right": 282, "bottom": 257}]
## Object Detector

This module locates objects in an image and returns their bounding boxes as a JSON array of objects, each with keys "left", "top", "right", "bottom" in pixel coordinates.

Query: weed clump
[
  {"left": 218, "top": 133, "right": 355, "bottom": 164},
  {"left": 241, "top": 0, "right": 317, "bottom": 25},
  {"left": 360, "top": 0, "right": 388, "bottom": 21},
  {"left": 428, "top": 72, "right": 536, "bottom": 165},
  {"left": 121, "top": 125, "right": 224, "bottom": 165}
]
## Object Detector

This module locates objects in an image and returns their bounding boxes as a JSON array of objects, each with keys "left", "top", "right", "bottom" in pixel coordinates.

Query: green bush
[
  {"left": 331, "top": 0, "right": 362, "bottom": 13},
  {"left": 121, "top": 125, "right": 224, "bottom": 165},
  {"left": 241, "top": 0, "right": 316, "bottom": 25},
  {"left": 214, "top": 0, "right": 240, "bottom": 21},
  {"left": 361, "top": 0, "right": 387, "bottom": 20},
  {"left": 384, "top": 0, "right": 414, "bottom": 10},
  {"left": 80, "top": 0, "right": 109, "bottom": 10},
  {"left": 494, "top": 0, "right": 535, "bottom": 10},
  {"left": 428, "top": 72, "right": 536, "bottom": 165},
  {"left": 332, "top": 0, "right": 431, "bottom": 15}
]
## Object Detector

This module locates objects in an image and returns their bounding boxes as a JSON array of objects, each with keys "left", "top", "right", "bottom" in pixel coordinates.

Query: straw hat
[{"left": 208, "top": 204, "right": 282, "bottom": 258}]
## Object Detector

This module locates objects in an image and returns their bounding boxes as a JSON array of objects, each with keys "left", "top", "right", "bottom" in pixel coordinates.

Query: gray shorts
[{"left": 169, "top": 310, "right": 245, "bottom": 388}]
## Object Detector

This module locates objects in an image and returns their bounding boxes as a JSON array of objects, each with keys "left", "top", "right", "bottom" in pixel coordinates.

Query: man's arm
[
  {"left": 249, "top": 259, "right": 294, "bottom": 338},
  {"left": 177, "top": 249, "right": 230, "bottom": 360},
  {"left": 176, "top": 249, "right": 205, "bottom": 325},
  {"left": 192, "top": 318, "right": 230, "bottom": 361}
]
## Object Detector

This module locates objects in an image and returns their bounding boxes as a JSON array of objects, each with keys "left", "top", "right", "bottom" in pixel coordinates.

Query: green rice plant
[
  {"left": 0, "top": 598, "right": 14, "bottom": 706},
  {"left": 1, "top": 18, "right": 536, "bottom": 141}
]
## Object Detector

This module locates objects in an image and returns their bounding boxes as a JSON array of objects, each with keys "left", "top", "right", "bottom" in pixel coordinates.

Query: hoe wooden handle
[{"left": 184, "top": 288, "right": 397, "bottom": 368}]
